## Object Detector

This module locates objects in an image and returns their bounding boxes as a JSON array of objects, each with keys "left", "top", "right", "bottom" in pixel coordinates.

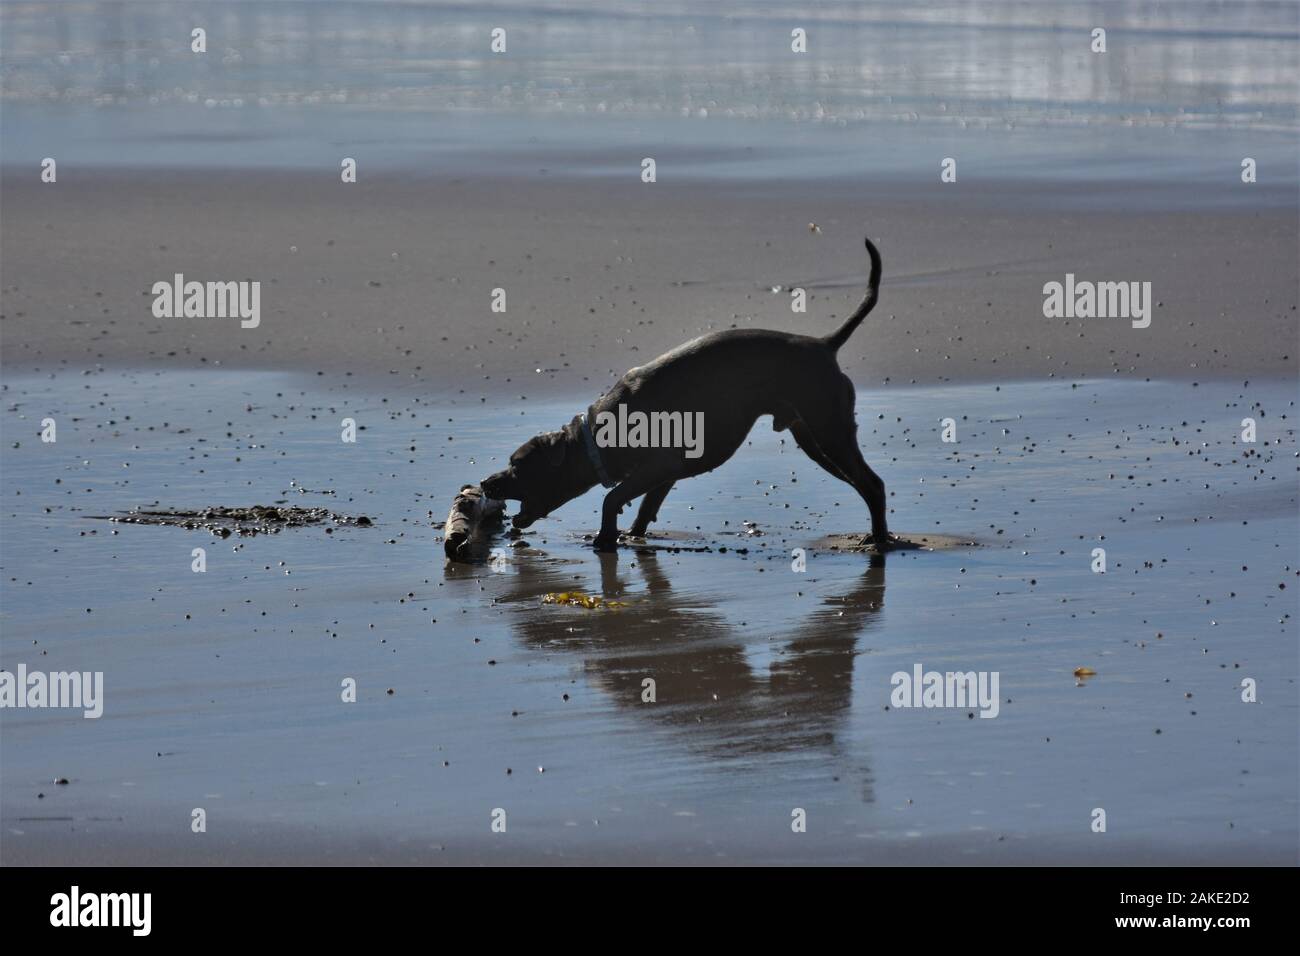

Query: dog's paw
[{"left": 592, "top": 533, "right": 619, "bottom": 552}]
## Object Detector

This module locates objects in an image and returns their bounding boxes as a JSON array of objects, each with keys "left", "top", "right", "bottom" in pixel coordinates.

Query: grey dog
[{"left": 481, "top": 236, "right": 898, "bottom": 553}]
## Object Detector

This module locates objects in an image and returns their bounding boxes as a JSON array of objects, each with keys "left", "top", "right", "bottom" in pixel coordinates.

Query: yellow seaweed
[{"left": 541, "top": 591, "right": 629, "bottom": 610}]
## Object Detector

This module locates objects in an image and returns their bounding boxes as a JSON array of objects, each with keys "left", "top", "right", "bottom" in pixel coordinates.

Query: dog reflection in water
[{"left": 487, "top": 549, "right": 888, "bottom": 773}]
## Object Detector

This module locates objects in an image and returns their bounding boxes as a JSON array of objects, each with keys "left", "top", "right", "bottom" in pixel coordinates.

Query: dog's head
[{"left": 481, "top": 418, "right": 592, "bottom": 528}]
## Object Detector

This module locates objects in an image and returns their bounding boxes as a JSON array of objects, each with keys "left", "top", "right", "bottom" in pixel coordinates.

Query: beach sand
[
  {"left": 2, "top": 171, "right": 1296, "bottom": 394},
  {"left": 1, "top": 203, "right": 1296, "bottom": 863},
  {"left": 1, "top": 0, "right": 1298, "bottom": 867}
]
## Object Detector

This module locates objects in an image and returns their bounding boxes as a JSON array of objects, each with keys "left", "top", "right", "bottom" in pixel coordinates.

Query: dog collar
[{"left": 579, "top": 412, "right": 617, "bottom": 489}]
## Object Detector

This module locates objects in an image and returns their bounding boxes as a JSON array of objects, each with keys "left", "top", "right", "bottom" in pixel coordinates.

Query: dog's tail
[{"left": 823, "top": 237, "right": 882, "bottom": 352}]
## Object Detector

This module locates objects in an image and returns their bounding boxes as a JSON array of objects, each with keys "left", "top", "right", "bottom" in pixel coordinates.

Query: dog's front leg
[
  {"left": 628, "top": 480, "right": 674, "bottom": 537},
  {"left": 594, "top": 477, "right": 661, "bottom": 551}
]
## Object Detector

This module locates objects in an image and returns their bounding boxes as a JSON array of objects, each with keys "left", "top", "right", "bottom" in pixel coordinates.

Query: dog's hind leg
[
  {"left": 809, "top": 427, "right": 892, "bottom": 546},
  {"left": 628, "top": 480, "right": 674, "bottom": 537},
  {"left": 788, "top": 420, "right": 850, "bottom": 484},
  {"left": 792, "top": 382, "right": 894, "bottom": 548}
]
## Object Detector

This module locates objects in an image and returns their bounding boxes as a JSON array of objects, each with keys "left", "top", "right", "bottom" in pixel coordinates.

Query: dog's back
[
  {"left": 604, "top": 235, "right": 881, "bottom": 417},
  {"left": 608, "top": 328, "right": 838, "bottom": 417}
]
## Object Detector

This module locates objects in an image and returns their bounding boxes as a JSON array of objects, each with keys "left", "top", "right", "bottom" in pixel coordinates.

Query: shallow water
[
  {"left": 2, "top": 0, "right": 1297, "bottom": 189},
  {"left": 1, "top": 368, "right": 1295, "bottom": 863}
]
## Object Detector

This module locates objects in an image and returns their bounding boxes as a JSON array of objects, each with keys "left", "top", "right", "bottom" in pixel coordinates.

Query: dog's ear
[{"left": 546, "top": 432, "right": 567, "bottom": 467}]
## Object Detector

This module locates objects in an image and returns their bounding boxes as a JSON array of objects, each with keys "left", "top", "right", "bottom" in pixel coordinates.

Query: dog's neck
[
  {"left": 552, "top": 416, "right": 608, "bottom": 506},
  {"left": 578, "top": 412, "right": 617, "bottom": 488}
]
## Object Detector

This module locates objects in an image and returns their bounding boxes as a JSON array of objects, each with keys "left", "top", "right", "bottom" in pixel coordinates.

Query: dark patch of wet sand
[{"left": 88, "top": 505, "right": 374, "bottom": 537}]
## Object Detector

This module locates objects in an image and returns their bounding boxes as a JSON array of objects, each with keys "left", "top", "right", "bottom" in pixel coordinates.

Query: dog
[{"left": 481, "top": 236, "right": 898, "bottom": 553}]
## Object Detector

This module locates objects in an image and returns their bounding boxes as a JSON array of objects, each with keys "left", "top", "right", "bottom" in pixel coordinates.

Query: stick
[{"left": 444, "top": 484, "right": 505, "bottom": 561}]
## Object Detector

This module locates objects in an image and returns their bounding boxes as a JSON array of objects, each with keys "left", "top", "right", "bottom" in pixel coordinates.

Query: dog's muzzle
[
  {"left": 482, "top": 470, "right": 541, "bottom": 528},
  {"left": 480, "top": 470, "right": 514, "bottom": 500}
]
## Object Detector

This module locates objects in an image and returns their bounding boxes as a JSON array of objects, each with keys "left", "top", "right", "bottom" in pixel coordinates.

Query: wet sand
[
  {"left": 1, "top": 370, "right": 1295, "bottom": 865},
  {"left": 1, "top": 0, "right": 1298, "bottom": 867},
  {"left": 2, "top": 171, "right": 1296, "bottom": 396}
]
